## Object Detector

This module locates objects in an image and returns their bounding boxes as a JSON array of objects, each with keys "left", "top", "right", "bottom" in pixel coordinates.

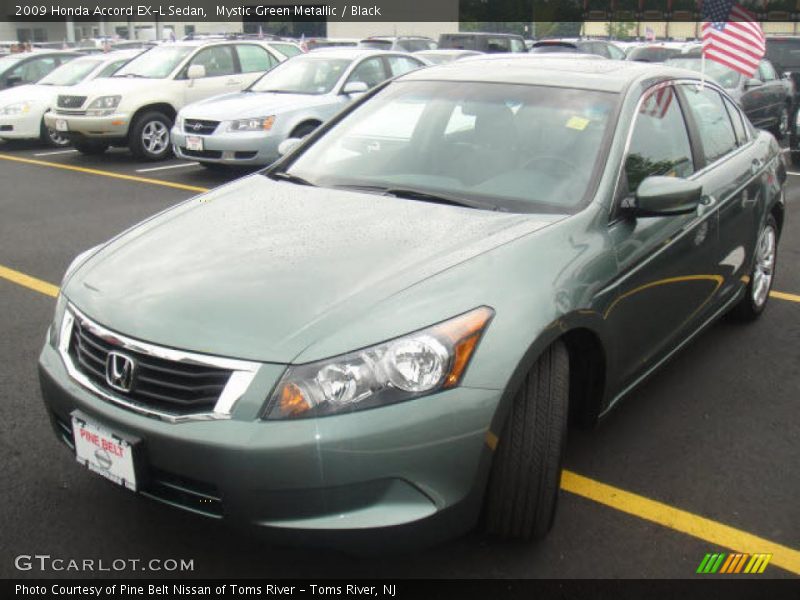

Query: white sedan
[{"left": 0, "top": 50, "right": 139, "bottom": 147}]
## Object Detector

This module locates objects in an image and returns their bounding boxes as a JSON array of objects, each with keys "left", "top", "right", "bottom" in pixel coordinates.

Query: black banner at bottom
[{"left": 5, "top": 579, "right": 799, "bottom": 600}]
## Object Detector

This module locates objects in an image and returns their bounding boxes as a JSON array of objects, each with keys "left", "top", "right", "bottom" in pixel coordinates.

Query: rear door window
[
  {"left": 681, "top": 85, "right": 738, "bottom": 164},
  {"left": 236, "top": 44, "right": 278, "bottom": 73}
]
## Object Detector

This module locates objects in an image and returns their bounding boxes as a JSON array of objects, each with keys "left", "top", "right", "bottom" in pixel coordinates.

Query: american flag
[
  {"left": 642, "top": 86, "right": 674, "bottom": 119},
  {"left": 701, "top": 0, "right": 765, "bottom": 78}
]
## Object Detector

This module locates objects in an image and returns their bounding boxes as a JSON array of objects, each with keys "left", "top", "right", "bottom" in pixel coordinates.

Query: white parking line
[
  {"left": 136, "top": 162, "right": 199, "bottom": 173},
  {"left": 33, "top": 149, "right": 78, "bottom": 157}
]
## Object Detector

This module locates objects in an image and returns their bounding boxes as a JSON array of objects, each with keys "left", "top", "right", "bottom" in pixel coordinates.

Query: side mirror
[
  {"left": 277, "top": 137, "right": 303, "bottom": 156},
  {"left": 628, "top": 176, "right": 703, "bottom": 217},
  {"left": 745, "top": 77, "right": 763, "bottom": 89},
  {"left": 186, "top": 64, "right": 206, "bottom": 80},
  {"left": 342, "top": 80, "right": 369, "bottom": 96}
]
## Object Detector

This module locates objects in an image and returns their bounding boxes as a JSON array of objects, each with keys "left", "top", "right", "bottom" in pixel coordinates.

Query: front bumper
[
  {"left": 0, "top": 110, "right": 42, "bottom": 139},
  {"left": 44, "top": 111, "right": 131, "bottom": 140},
  {"left": 171, "top": 127, "right": 282, "bottom": 166},
  {"left": 39, "top": 338, "right": 498, "bottom": 533}
]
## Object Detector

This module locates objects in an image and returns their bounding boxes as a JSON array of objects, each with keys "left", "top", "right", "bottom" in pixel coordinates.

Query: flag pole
[{"left": 701, "top": 49, "right": 706, "bottom": 89}]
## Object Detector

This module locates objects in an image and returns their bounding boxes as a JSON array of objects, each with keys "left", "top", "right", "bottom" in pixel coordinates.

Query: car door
[
  {"left": 181, "top": 44, "right": 238, "bottom": 105},
  {"left": 740, "top": 66, "right": 770, "bottom": 128},
  {"left": 234, "top": 43, "right": 280, "bottom": 87},
  {"left": 344, "top": 56, "right": 390, "bottom": 91},
  {"left": 757, "top": 60, "right": 783, "bottom": 127},
  {"left": 604, "top": 84, "right": 720, "bottom": 388},
  {"left": 681, "top": 86, "right": 763, "bottom": 306}
]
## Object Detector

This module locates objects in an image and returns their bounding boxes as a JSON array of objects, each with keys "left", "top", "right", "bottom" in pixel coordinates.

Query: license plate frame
[
  {"left": 71, "top": 411, "right": 140, "bottom": 492},
  {"left": 186, "top": 135, "right": 203, "bottom": 151}
]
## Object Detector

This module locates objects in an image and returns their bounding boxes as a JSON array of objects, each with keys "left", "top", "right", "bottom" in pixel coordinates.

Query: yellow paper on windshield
[{"left": 565, "top": 116, "right": 590, "bottom": 131}]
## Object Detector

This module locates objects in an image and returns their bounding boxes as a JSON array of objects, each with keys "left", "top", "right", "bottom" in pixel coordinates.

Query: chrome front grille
[
  {"left": 57, "top": 95, "right": 87, "bottom": 109},
  {"left": 184, "top": 119, "right": 219, "bottom": 135},
  {"left": 58, "top": 305, "right": 260, "bottom": 422}
]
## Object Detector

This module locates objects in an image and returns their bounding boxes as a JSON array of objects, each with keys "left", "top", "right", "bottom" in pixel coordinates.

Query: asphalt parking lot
[{"left": 0, "top": 140, "right": 798, "bottom": 579}]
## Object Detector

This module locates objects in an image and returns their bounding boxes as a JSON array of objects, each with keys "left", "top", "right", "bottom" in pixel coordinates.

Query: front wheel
[
  {"left": 484, "top": 340, "right": 569, "bottom": 540},
  {"left": 730, "top": 215, "right": 778, "bottom": 321},
  {"left": 40, "top": 119, "right": 70, "bottom": 147},
  {"left": 129, "top": 111, "right": 173, "bottom": 161}
]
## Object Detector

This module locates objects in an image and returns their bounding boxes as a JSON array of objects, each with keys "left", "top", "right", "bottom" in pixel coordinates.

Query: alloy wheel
[
  {"left": 141, "top": 120, "right": 169, "bottom": 155},
  {"left": 752, "top": 224, "right": 777, "bottom": 308}
]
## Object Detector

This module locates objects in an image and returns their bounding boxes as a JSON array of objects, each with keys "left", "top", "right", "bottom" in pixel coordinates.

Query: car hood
[
  {"left": 0, "top": 83, "right": 64, "bottom": 106},
  {"left": 181, "top": 91, "right": 335, "bottom": 120},
  {"left": 65, "top": 176, "right": 562, "bottom": 363},
  {"left": 68, "top": 76, "right": 165, "bottom": 100}
]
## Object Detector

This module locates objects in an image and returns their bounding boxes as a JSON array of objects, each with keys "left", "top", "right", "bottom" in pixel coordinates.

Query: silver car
[{"left": 171, "top": 48, "right": 427, "bottom": 168}]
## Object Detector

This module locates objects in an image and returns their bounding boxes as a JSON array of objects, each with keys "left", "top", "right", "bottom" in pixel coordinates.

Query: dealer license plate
[
  {"left": 72, "top": 413, "right": 137, "bottom": 491},
  {"left": 186, "top": 135, "right": 203, "bottom": 151},
  {"left": 55, "top": 119, "right": 68, "bottom": 132}
]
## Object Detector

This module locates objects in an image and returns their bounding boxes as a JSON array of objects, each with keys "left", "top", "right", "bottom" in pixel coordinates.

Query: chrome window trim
[
  {"left": 608, "top": 77, "right": 754, "bottom": 219},
  {"left": 58, "top": 303, "right": 261, "bottom": 424}
]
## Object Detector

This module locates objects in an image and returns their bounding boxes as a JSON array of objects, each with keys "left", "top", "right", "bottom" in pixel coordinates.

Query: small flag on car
[{"left": 701, "top": 0, "right": 765, "bottom": 78}]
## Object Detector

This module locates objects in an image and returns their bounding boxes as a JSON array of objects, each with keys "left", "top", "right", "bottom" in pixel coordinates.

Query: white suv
[{"left": 44, "top": 40, "right": 285, "bottom": 160}]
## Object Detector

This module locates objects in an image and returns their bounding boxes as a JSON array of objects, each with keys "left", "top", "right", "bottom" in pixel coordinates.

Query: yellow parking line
[
  {"left": 561, "top": 470, "right": 800, "bottom": 575},
  {"left": 2, "top": 263, "right": 800, "bottom": 574},
  {"left": 0, "top": 264, "right": 58, "bottom": 297},
  {"left": 770, "top": 290, "right": 800, "bottom": 303},
  {"left": 0, "top": 153, "right": 209, "bottom": 194}
]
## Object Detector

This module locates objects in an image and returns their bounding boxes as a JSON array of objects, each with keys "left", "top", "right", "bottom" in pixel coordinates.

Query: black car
[
  {"left": 438, "top": 32, "right": 527, "bottom": 53},
  {"left": 666, "top": 54, "right": 792, "bottom": 140},
  {"left": 530, "top": 39, "right": 627, "bottom": 60},
  {"left": 0, "top": 51, "right": 79, "bottom": 90}
]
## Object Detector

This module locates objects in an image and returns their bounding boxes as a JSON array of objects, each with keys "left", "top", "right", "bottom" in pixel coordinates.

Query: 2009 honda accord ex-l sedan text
[{"left": 39, "top": 58, "right": 785, "bottom": 543}]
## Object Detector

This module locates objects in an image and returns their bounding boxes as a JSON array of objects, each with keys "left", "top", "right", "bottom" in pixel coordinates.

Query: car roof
[
  {"left": 306, "top": 47, "right": 409, "bottom": 59},
  {"left": 399, "top": 57, "right": 694, "bottom": 92},
  {"left": 441, "top": 32, "right": 522, "bottom": 38}
]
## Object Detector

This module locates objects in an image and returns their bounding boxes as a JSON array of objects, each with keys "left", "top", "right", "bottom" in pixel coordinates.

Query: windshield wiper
[
  {"left": 384, "top": 188, "right": 498, "bottom": 211},
  {"left": 114, "top": 73, "right": 146, "bottom": 78},
  {"left": 334, "top": 183, "right": 497, "bottom": 211},
  {"left": 267, "top": 170, "right": 315, "bottom": 186}
]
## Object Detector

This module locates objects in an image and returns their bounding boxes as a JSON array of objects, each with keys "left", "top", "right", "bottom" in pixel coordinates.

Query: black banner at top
[{"left": 3, "top": 0, "right": 800, "bottom": 22}]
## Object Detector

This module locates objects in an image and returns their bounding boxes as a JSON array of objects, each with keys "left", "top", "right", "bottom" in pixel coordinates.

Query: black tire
[
  {"left": 129, "top": 110, "right": 173, "bottom": 161},
  {"left": 290, "top": 121, "right": 320, "bottom": 139},
  {"left": 729, "top": 214, "right": 779, "bottom": 322},
  {"left": 484, "top": 340, "right": 569, "bottom": 540},
  {"left": 73, "top": 140, "right": 108, "bottom": 155},
  {"left": 39, "top": 119, "right": 70, "bottom": 148}
]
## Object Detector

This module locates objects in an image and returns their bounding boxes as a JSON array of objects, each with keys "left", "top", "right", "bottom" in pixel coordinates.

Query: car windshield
[
  {"left": 0, "top": 54, "right": 25, "bottom": 72},
  {"left": 38, "top": 56, "right": 102, "bottom": 85},
  {"left": 627, "top": 47, "right": 681, "bottom": 62},
  {"left": 250, "top": 56, "right": 351, "bottom": 94},
  {"left": 665, "top": 57, "right": 742, "bottom": 88},
  {"left": 270, "top": 43, "right": 303, "bottom": 57},
  {"left": 281, "top": 80, "right": 618, "bottom": 214},
  {"left": 113, "top": 46, "right": 192, "bottom": 78}
]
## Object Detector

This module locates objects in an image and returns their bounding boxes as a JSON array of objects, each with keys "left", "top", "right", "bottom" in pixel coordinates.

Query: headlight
[
  {"left": 1, "top": 101, "right": 32, "bottom": 115},
  {"left": 264, "top": 306, "right": 494, "bottom": 419},
  {"left": 86, "top": 95, "right": 121, "bottom": 117},
  {"left": 228, "top": 115, "right": 275, "bottom": 132},
  {"left": 49, "top": 293, "right": 67, "bottom": 348}
]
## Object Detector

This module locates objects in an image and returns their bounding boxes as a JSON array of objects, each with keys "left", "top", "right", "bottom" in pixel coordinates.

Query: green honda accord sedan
[{"left": 39, "top": 57, "right": 785, "bottom": 542}]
